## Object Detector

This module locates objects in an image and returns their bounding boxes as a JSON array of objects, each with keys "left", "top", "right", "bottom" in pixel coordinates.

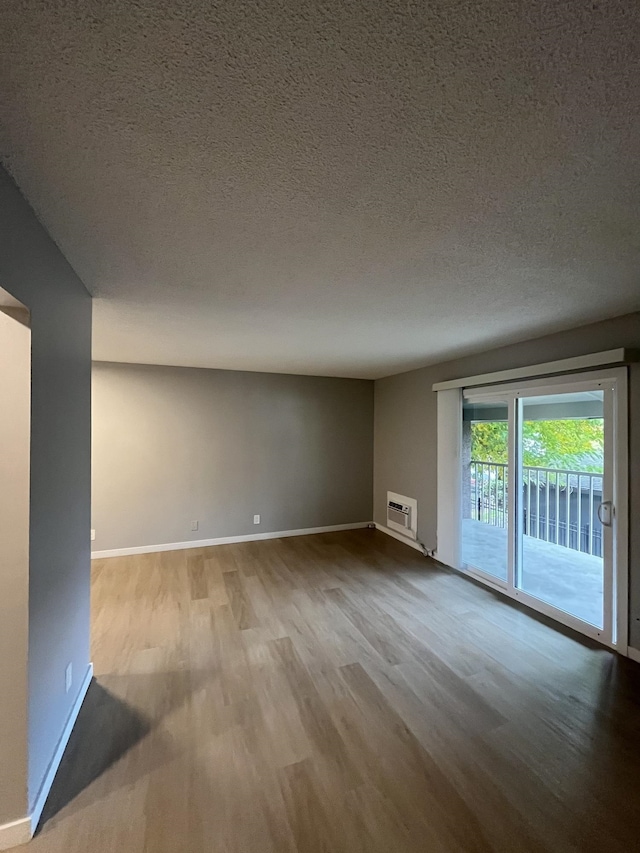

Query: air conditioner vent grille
[
  {"left": 388, "top": 506, "right": 410, "bottom": 528},
  {"left": 386, "top": 492, "right": 417, "bottom": 540}
]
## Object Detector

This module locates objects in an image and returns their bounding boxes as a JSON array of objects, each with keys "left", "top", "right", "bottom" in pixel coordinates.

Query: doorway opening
[{"left": 0, "top": 285, "right": 31, "bottom": 831}]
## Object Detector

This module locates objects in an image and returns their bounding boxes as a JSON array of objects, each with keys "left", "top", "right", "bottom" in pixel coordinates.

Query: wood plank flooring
[{"left": 22, "top": 529, "right": 640, "bottom": 852}]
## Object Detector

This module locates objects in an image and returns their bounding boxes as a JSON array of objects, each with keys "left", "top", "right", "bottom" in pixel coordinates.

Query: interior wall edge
[
  {"left": 0, "top": 164, "right": 92, "bottom": 828},
  {"left": 29, "top": 663, "right": 94, "bottom": 835}
]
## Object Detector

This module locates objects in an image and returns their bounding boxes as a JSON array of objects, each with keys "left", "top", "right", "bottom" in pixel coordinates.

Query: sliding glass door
[
  {"left": 461, "top": 371, "right": 622, "bottom": 647},
  {"left": 514, "top": 390, "right": 606, "bottom": 630}
]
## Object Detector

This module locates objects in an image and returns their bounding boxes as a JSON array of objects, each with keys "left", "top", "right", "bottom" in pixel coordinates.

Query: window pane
[
  {"left": 516, "top": 391, "right": 604, "bottom": 628},
  {"left": 461, "top": 399, "right": 509, "bottom": 581}
]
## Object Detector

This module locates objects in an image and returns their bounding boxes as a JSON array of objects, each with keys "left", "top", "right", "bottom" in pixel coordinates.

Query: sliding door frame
[{"left": 460, "top": 367, "right": 628, "bottom": 653}]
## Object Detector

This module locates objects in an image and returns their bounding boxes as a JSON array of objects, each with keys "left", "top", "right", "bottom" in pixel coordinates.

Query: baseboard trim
[
  {"left": 0, "top": 663, "right": 93, "bottom": 848},
  {"left": 374, "top": 523, "right": 425, "bottom": 553},
  {"left": 92, "top": 522, "right": 371, "bottom": 559},
  {"left": 29, "top": 663, "right": 94, "bottom": 836},
  {"left": 627, "top": 647, "right": 640, "bottom": 664},
  {"left": 0, "top": 816, "right": 31, "bottom": 851}
]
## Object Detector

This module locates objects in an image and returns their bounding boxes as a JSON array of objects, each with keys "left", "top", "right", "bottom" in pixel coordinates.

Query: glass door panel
[
  {"left": 515, "top": 390, "right": 605, "bottom": 628},
  {"left": 461, "top": 398, "right": 509, "bottom": 581}
]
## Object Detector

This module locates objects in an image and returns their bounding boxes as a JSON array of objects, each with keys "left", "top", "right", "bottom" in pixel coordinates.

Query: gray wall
[
  {"left": 0, "top": 167, "right": 92, "bottom": 819},
  {"left": 92, "top": 363, "right": 374, "bottom": 551},
  {"left": 374, "top": 311, "right": 640, "bottom": 646}
]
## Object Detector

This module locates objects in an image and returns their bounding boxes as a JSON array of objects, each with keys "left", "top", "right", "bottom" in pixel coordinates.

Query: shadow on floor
[
  {"left": 36, "top": 680, "right": 152, "bottom": 831},
  {"left": 36, "top": 666, "right": 214, "bottom": 834}
]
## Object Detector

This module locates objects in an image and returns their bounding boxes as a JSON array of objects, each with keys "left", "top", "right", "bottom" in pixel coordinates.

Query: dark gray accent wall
[
  {"left": 92, "top": 363, "right": 374, "bottom": 551},
  {"left": 374, "top": 311, "right": 640, "bottom": 646},
  {"left": 0, "top": 166, "right": 92, "bottom": 816}
]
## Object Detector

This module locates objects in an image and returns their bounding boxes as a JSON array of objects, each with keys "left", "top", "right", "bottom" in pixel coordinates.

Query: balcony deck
[{"left": 461, "top": 517, "right": 604, "bottom": 627}]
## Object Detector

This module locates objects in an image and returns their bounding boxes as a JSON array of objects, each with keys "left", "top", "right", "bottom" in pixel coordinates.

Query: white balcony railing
[{"left": 469, "top": 461, "right": 603, "bottom": 557}]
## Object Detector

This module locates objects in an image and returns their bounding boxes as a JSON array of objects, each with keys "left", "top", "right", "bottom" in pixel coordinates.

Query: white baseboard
[
  {"left": 0, "top": 816, "right": 31, "bottom": 851},
  {"left": 627, "top": 647, "right": 640, "bottom": 664},
  {"left": 29, "top": 663, "right": 94, "bottom": 835},
  {"left": 92, "top": 522, "right": 371, "bottom": 559},
  {"left": 0, "top": 663, "right": 93, "bottom": 849},
  {"left": 374, "top": 523, "right": 425, "bottom": 553}
]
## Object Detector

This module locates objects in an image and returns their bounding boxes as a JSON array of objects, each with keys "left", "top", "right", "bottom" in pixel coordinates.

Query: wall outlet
[
  {"left": 191, "top": 520, "right": 199, "bottom": 531},
  {"left": 253, "top": 514, "right": 260, "bottom": 525},
  {"left": 90, "top": 529, "right": 95, "bottom": 541},
  {"left": 65, "top": 663, "right": 73, "bottom": 693}
]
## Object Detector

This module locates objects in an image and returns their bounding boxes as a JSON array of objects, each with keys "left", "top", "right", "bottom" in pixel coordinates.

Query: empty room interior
[{"left": 1, "top": 1, "right": 640, "bottom": 851}]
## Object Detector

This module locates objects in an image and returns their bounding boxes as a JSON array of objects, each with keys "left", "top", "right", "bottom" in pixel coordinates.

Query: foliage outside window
[{"left": 471, "top": 420, "right": 604, "bottom": 473}]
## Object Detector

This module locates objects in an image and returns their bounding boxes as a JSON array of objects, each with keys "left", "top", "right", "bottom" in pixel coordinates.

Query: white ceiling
[{"left": 1, "top": 1, "right": 640, "bottom": 379}]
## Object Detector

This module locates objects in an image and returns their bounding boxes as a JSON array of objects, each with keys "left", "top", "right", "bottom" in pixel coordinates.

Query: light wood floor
[{"left": 23, "top": 529, "right": 640, "bottom": 852}]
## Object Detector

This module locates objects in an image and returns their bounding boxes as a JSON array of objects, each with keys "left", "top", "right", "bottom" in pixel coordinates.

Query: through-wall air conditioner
[
  {"left": 386, "top": 491, "right": 417, "bottom": 540},
  {"left": 388, "top": 500, "right": 411, "bottom": 530}
]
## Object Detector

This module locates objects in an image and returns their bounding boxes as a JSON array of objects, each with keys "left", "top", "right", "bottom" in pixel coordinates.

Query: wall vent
[
  {"left": 388, "top": 501, "right": 411, "bottom": 529},
  {"left": 386, "top": 491, "right": 417, "bottom": 540}
]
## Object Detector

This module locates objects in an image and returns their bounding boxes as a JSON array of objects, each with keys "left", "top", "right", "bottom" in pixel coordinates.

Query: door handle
[{"left": 597, "top": 500, "right": 613, "bottom": 527}]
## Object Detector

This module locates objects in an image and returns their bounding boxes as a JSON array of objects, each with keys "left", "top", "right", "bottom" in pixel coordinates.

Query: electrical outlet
[
  {"left": 191, "top": 520, "right": 199, "bottom": 531},
  {"left": 253, "top": 514, "right": 260, "bottom": 525},
  {"left": 90, "top": 529, "right": 96, "bottom": 541},
  {"left": 65, "top": 663, "right": 73, "bottom": 693}
]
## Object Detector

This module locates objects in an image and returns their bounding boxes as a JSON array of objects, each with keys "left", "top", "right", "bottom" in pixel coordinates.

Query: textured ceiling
[{"left": 1, "top": 1, "right": 640, "bottom": 379}]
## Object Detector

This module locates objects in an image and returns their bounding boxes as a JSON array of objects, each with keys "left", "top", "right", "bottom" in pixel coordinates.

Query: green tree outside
[{"left": 471, "top": 419, "right": 604, "bottom": 472}]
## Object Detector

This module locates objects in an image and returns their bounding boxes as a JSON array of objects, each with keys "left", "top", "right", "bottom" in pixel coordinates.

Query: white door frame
[{"left": 460, "top": 367, "right": 628, "bottom": 653}]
